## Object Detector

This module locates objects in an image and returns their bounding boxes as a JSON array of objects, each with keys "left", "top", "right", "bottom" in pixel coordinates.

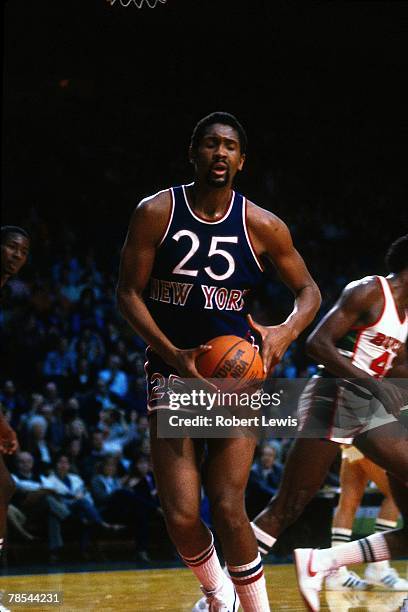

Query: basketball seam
[{"left": 211, "top": 338, "right": 257, "bottom": 381}]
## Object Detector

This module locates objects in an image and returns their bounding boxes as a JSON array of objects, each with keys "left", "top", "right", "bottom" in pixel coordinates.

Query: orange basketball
[{"left": 196, "top": 335, "right": 265, "bottom": 390}]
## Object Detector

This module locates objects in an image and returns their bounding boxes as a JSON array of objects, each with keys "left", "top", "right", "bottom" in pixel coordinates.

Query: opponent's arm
[
  {"left": 246, "top": 204, "right": 321, "bottom": 373},
  {"left": 387, "top": 342, "right": 408, "bottom": 379},
  {"left": 306, "top": 279, "right": 406, "bottom": 416},
  {"left": 116, "top": 193, "right": 211, "bottom": 380},
  {"left": 387, "top": 343, "right": 408, "bottom": 403}
]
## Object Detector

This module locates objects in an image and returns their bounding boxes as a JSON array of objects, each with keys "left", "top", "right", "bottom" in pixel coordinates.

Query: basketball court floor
[{"left": 1, "top": 562, "right": 407, "bottom": 611}]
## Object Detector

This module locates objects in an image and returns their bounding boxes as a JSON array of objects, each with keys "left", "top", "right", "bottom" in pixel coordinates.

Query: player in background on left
[{"left": 0, "top": 226, "right": 30, "bottom": 562}]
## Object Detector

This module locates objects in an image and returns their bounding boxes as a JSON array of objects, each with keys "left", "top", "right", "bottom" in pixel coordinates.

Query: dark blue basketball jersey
[{"left": 145, "top": 184, "right": 264, "bottom": 349}]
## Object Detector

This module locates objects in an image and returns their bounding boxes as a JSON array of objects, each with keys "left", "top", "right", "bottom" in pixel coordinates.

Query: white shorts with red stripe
[{"left": 297, "top": 375, "right": 408, "bottom": 444}]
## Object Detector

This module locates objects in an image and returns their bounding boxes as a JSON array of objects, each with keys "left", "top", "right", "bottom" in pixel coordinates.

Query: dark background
[{"left": 3, "top": 0, "right": 407, "bottom": 290}]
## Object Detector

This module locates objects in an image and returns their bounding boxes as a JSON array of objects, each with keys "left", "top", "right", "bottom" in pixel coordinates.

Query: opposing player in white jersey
[
  {"left": 292, "top": 234, "right": 408, "bottom": 610},
  {"left": 223, "top": 234, "right": 408, "bottom": 612}
]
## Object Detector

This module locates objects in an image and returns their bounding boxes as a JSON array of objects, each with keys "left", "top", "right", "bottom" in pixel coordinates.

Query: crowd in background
[{"left": 0, "top": 210, "right": 347, "bottom": 564}]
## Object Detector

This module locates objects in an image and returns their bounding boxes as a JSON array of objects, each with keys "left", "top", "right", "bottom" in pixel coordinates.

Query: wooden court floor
[{"left": 0, "top": 562, "right": 407, "bottom": 611}]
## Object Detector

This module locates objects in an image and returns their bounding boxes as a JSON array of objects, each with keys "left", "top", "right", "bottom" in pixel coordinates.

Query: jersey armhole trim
[
  {"left": 157, "top": 188, "right": 175, "bottom": 247},
  {"left": 351, "top": 276, "right": 386, "bottom": 365},
  {"left": 242, "top": 198, "right": 264, "bottom": 272},
  {"left": 385, "top": 277, "right": 406, "bottom": 324},
  {"left": 351, "top": 276, "right": 386, "bottom": 332}
]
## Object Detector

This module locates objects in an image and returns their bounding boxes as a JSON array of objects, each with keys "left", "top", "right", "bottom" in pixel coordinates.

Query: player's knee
[
  {"left": 210, "top": 496, "right": 247, "bottom": 534},
  {"left": 164, "top": 507, "right": 200, "bottom": 539}
]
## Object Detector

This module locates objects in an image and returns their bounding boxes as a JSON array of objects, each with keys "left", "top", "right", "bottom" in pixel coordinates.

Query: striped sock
[
  {"left": 251, "top": 522, "right": 276, "bottom": 557},
  {"left": 331, "top": 527, "right": 352, "bottom": 547},
  {"left": 179, "top": 533, "right": 226, "bottom": 592},
  {"left": 312, "top": 532, "right": 391, "bottom": 572},
  {"left": 367, "top": 518, "right": 397, "bottom": 570},
  {"left": 228, "top": 553, "right": 270, "bottom": 611},
  {"left": 375, "top": 518, "right": 397, "bottom": 533}
]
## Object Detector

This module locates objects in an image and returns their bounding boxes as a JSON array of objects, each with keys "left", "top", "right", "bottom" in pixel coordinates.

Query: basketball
[{"left": 196, "top": 335, "right": 265, "bottom": 390}]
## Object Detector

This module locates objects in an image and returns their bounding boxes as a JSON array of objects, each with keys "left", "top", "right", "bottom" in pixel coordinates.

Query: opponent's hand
[
  {"left": 0, "top": 419, "right": 19, "bottom": 455},
  {"left": 247, "top": 315, "right": 296, "bottom": 376},
  {"left": 169, "top": 345, "right": 217, "bottom": 390},
  {"left": 366, "top": 378, "right": 407, "bottom": 418}
]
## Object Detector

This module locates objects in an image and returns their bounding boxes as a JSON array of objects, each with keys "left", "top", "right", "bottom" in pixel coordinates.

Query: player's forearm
[
  {"left": 116, "top": 289, "right": 177, "bottom": 364},
  {"left": 306, "top": 336, "right": 375, "bottom": 386},
  {"left": 283, "top": 283, "right": 321, "bottom": 339}
]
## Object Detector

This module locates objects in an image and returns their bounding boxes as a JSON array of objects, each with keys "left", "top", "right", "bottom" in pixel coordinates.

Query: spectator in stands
[
  {"left": 71, "top": 288, "right": 101, "bottom": 333},
  {"left": 10, "top": 451, "right": 70, "bottom": 563},
  {"left": 121, "top": 454, "right": 163, "bottom": 562},
  {"left": 43, "top": 453, "right": 122, "bottom": 557},
  {"left": 68, "top": 357, "right": 95, "bottom": 396},
  {"left": 63, "top": 438, "right": 84, "bottom": 475},
  {"left": 64, "top": 416, "right": 88, "bottom": 450},
  {"left": 0, "top": 380, "right": 27, "bottom": 425},
  {"left": 43, "top": 336, "right": 74, "bottom": 381},
  {"left": 80, "top": 379, "right": 117, "bottom": 428},
  {"left": 26, "top": 416, "right": 53, "bottom": 473},
  {"left": 80, "top": 431, "right": 108, "bottom": 484},
  {"left": 96, "top": 408, "right": 136, "bottom": 455},
  {"left": 43, "top": 382, "right": 63, "bottom": 413},
  {"left": 246, "top": 442, "right": 284, "bottom": 517},
  {"left": 98, "top": 355, "right": 128, "bottom": 399}
]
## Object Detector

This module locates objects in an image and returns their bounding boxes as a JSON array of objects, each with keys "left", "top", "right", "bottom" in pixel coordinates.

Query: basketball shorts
[
  {"left": 144, "top": 347, "right": 186, "bottom": 414},
  {"left": 341, "top": 445, "right": 364, "bottom": 462},
  {"left": 297, "top": 375, "right": 408, "bottom": 445}
]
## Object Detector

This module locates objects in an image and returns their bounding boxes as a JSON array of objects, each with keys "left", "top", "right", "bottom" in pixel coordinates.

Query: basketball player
[
  {"left": 234, "top": 235, "right": 407, "bottom": 611},
  {"left": 117, "top": 112, "right": 321, "bottom": 611},
  {"left": 325, "top": 446, "right": 408, "bottom": 591},
  {"left": 0, "top": 226, "right": 30, "bottom": 562}
]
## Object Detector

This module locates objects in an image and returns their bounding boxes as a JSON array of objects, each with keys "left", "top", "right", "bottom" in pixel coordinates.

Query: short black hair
[
  {"left": 385, "top": 234, "right": 408, "bottom": 273},
  {"left": 190, "top": 112, "right": 247, "bottom": 154},
  {"left": 1, "top": 225, "right": 30, "bottom": 243}
]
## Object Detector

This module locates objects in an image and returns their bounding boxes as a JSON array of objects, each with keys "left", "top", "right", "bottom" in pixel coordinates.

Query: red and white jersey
[{"left": 337, "top": 276, "right": 408, "bottom": 378}]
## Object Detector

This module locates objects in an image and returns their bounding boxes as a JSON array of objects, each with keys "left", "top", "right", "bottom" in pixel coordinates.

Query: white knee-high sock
[
  {"left": 312, "top": 532, "right": 391, "bottom": 572},
  {"left": 331, "top": 527, "right": 352, "bottom": 547},
  {"left": 179, "top": 532, "right": 226, "bottom": 592},
  {"left": 228, "top": 553, "right": 270, "bottom": 611},
  {"left": 251, "top": 522, "right": 277, "bottom": 558},
  {"left": 367, "top": 518, "right": 398, "bottom": 570}
]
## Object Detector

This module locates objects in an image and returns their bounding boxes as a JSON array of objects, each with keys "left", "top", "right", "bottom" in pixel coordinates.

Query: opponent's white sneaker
[
  {"left": 364, "top": 562, "right": 408, "bottom": 591},
  {"left": 294, "top": 548, "right": 325, "bottom": 612},
  {"left": 325, "top": 566, "right": 372, "bottom": 591},
  {"left": 192, "top": 578, "right": 239, "bottom": 612}
]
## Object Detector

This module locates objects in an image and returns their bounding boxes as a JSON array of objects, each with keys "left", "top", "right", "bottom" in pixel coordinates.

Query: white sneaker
[
  {"left": 325, "top": 566, "right": 372, "bottom": 591},
  {"left": 0, "top": 604, "right": 11, "bottom": 612},
  {"left": 192, "top": 578, "right": 239, "bottom": 612},
  {"left": 294, "top": 548, "right": 325, "bottom": 612},
  {"left": 364, "top": 563, "right": 408, "bottom": 590}
]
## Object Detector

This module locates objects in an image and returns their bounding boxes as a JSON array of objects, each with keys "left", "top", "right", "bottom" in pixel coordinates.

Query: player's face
[
  {"left": 1, "top": 233, "right": 30, "bottom": 277},
  {"left": 191, "top": 123, "right": 245, "bottom": 188}
]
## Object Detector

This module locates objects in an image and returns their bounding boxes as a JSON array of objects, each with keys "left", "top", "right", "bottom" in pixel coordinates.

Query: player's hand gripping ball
[{"left": 196, "top": 335, "right": 265, "bottom": 392}]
